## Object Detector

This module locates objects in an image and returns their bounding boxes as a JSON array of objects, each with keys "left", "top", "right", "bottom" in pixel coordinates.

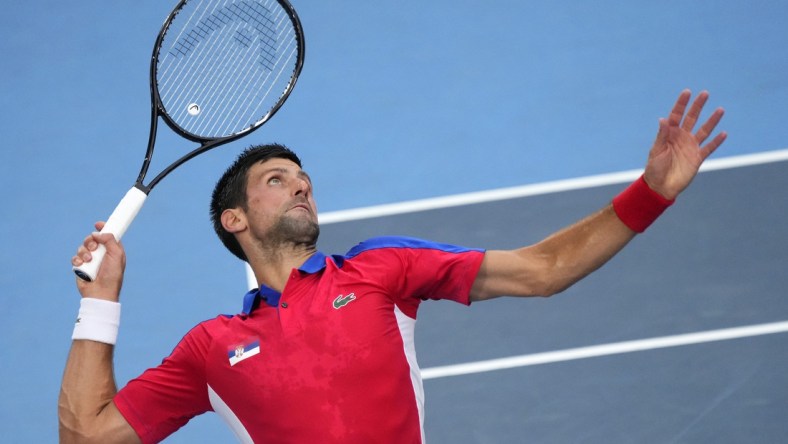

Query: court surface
[{"left": 2, "top": 1, "right": 787, "bottom": 443}]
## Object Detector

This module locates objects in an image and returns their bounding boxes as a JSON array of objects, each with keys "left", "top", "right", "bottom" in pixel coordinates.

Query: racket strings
[
  {"left": 159, "top": 1, "right": 221, "bottom": 104},
  {"left": 209, "top": 4, "right": 296, "bottom": 136},
  {"left": 161, "top": 0, "right": 285, "bottom": 133},
  {"left": 157, "top": 0, "right": 299, "bottom": 139},
  {"left": 199, "top": 1, "right": 285, "bottom": 134},
  {"left": 160, "top": 0, "right": 271, "bottom": 105},
  {"left": 161, "top": 2, "right": 226, "bottom": 119},
  {"left": 215, "top": 6, "right": 296, "bottom": 135},
  {"left": 171, "top": 4, "right": 266, "bottom": 129}
]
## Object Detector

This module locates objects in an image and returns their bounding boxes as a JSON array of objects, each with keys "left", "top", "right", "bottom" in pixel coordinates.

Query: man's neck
[{"left": 247, "top": 245, "right": 316, "bottom": 292}]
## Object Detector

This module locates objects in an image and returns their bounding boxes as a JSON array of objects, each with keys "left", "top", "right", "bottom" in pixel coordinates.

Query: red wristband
[{"left": 612, "top": 175, "right": 674, "bottom": 233}]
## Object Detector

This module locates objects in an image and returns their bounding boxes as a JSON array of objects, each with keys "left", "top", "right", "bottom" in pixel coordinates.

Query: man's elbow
[
  {"left": 59, "top": 408, "right": 98, "bottom": 444},
  {"left": 58, "top": 400, "right": 126, "bottom": 444},
  {"left": 59, "top": 414, "right": 96, "bottom": 444},
  {"left": 59, "top": 419, "right": 124, "bottom": 444}
]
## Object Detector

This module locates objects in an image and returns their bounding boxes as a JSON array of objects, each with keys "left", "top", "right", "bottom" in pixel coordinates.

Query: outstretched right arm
[{"left": 59, "top": 223, "right": 139, "bottom": 443}]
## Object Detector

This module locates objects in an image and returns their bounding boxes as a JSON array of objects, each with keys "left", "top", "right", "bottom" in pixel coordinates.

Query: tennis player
[{"left": 61, "top": 90, "right": 725, "bottom": 443}]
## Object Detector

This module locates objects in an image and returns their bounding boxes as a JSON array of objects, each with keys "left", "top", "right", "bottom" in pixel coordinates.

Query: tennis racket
[{"left": 74, "top": 0, "right": 305, "bottom": 281}]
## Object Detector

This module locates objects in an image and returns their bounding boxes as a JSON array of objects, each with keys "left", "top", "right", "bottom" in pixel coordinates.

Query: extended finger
[
  {"left": 667, "top": 89, "right": 692, "bottom": 127},
  {"left": 694, "top": 107, "right": 725, "bottom": 144},
  {"left": 681, "top": 90, "right": 709, "bottom": 132},
  {"left": 699, "top": 131, "right": 727, "bottom": 160}
]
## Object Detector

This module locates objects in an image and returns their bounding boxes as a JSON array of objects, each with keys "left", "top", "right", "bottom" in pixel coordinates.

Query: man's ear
[{"left": 221, "top": 208, "right": 247, "bottom": 234}]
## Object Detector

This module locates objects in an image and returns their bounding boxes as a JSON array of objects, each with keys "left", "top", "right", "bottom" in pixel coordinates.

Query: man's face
[{"left": 242, "top": 157, "right": 319, "bottom": 248}]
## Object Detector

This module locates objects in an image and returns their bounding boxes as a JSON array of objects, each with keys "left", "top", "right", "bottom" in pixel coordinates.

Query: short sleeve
[
  {"left": 347, "top": 236, "right": 485, "bottom": 307},
  {"left": 114, "top": 323, "right": 213, "bottom": 444}
]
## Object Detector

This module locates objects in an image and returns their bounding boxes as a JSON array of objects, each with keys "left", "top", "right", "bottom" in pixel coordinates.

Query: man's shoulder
[
  {"left": 184, "top": 314, "right": 242, "bottom": 339},
  {"left": 345, "top": 236, "right": 480, "bottom": 258}
]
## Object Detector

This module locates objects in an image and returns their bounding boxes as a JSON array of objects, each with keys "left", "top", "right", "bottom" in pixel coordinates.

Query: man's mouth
[{"left": 289, "top": 201, "right": 312, "bottom": 214}]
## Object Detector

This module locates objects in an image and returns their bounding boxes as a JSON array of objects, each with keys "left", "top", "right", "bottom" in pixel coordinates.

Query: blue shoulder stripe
[{"left": 345, "top": 236, "right": 482, "bottom": 259}]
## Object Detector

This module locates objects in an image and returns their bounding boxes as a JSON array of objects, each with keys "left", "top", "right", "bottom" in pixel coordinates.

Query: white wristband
[{"left": 72, "top": 298, "right": 121, "bottom": 345}]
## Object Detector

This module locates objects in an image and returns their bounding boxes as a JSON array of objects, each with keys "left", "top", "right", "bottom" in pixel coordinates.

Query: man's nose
[{"left": 293, "top": 177, "right": 309, "bottom": 195}]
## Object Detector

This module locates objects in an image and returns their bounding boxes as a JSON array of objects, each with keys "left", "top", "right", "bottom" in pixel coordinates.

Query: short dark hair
[{"left": 210, "top": 143, "right": 302, "bottom": 261}]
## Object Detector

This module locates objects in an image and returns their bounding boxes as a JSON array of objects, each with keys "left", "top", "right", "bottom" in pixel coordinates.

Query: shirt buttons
[{"left": 280, "top": 302, "right": 288, "bottom": 308}]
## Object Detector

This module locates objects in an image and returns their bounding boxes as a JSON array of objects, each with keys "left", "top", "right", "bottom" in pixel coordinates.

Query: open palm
[{"left": 644, "top": 90, "right": 727, "bottom": 200}]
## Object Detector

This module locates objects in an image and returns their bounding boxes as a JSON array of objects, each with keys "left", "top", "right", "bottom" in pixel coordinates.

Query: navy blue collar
[{"left": 241, "top": 251, "right": 331, "bottom": 314}]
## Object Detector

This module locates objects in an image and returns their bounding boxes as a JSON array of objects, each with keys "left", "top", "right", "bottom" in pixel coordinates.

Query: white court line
[
  {"left": 318, "top": 148, "right": 788, "bottom": 225},
  {"left": 421, "top": 321, "right": 788, "bottom": 380}
]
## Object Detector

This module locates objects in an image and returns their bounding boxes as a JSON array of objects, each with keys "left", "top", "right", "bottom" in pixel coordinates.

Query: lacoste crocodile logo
[{"left": 333, "top": 293, "right": 356, "bottom": 309}]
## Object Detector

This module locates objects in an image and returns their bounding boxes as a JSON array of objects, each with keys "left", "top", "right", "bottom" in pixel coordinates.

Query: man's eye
[{"left": 268, "top": 177, "right": 282, "bottom": 185}]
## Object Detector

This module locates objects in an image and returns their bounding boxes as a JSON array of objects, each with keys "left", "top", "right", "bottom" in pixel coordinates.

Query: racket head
[{"left": 152, "top": 0, "right": 305, "bottom": 143}]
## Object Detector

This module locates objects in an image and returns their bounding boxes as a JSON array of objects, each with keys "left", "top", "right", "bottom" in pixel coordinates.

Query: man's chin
[{"left": 276, "top": 216, "right": 320, "bottom": 245}]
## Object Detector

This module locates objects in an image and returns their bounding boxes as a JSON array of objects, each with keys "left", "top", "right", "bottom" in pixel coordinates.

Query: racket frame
[{"left": 139, "top": 0, "right": 306, "bottom": 193}]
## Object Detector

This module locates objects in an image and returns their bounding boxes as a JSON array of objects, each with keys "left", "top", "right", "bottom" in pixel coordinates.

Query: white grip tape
[
  {"left": 73, "top": 187, "right": 147, "bottom": 282},
  {"left": 101, "top": 187, "right": 148, "bottom": 239},
  {"left": 72, "top": 298, "right": 121, "bottom": 345}
]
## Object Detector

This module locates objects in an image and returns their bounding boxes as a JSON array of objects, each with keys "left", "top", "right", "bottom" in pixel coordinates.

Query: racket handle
[{"left": 73, "top": 187, "right": 148, "bottom": 282}]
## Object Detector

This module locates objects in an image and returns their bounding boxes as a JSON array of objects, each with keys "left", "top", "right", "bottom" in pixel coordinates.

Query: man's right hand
[{"left": 72, "top": 221, "right": 126, "bottom": 301}]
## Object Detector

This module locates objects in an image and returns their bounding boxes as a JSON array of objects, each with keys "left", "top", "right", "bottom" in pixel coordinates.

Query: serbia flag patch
[{"left": 228, "top": 339, "right": 260, "bottom": 366}]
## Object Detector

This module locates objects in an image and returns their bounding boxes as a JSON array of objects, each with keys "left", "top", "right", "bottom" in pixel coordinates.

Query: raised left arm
[{"left": 470, "top": 90, "right": 726, "bottom": 301}]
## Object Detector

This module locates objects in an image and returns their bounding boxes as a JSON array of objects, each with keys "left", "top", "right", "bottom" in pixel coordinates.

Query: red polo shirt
[{"left": 114, "top": 236, "right": 485, "bottom": 443}]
